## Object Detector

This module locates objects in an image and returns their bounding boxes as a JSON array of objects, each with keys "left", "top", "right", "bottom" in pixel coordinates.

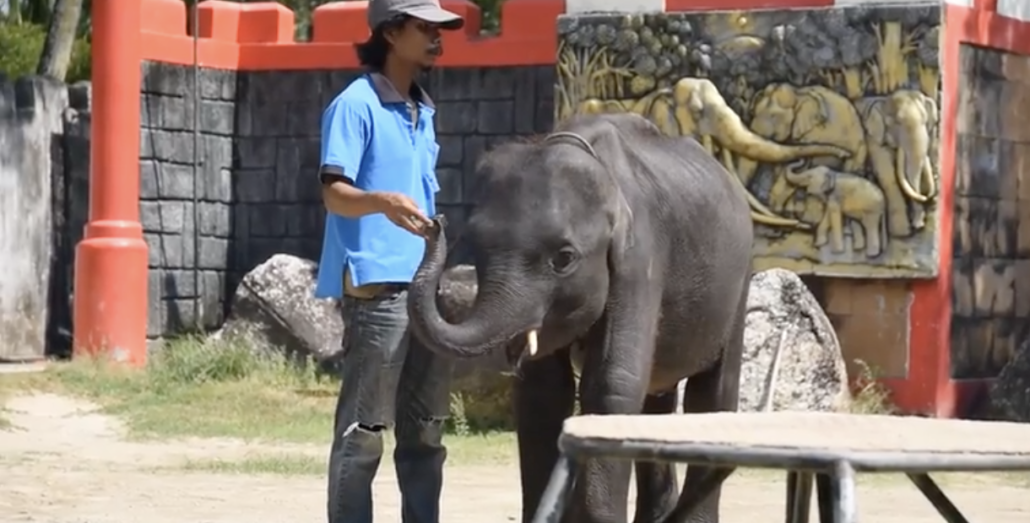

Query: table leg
[
  {"left": 905, "top": 473, "right": 970, "bottom": 523},
  {"left": 816, "top": 473, "right": 833, "bottom": 522},
  {"left": 530, "top": 454, "right": 577, "bottom": 523},
  {"left": 785, "top": 471, "right": 814, "bottom": 523},
  {"left": 826, "top": 461, "right": 856, "bottom": 523}
]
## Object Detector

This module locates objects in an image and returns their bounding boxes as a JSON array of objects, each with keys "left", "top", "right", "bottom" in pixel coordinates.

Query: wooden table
[{"left": 530, "top": 412, "right": 1030, "bottom": 523}]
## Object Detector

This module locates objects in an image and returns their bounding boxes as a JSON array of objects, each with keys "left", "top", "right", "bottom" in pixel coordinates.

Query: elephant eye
[{"left": 550, "top": 247, "right": 579, "bottom": 274}]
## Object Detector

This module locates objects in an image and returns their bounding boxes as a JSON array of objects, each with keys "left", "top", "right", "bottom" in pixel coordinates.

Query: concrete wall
[{"left": 0, "top": 76, "right": 66, "bottom": 361}]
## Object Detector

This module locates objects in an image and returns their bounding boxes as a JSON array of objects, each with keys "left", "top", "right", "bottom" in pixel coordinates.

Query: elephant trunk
[
  {"left": 716, "top": 116, "right": 848, "bottom": 164},
  {"left": 408, "top": 219, "right": 537, "bottom": 359},
  {"left": 783, "top": 160, "right": 806, "bottom": 186},
  {"left": 895, "top": 122, "right": 933, "bottom": 203}
]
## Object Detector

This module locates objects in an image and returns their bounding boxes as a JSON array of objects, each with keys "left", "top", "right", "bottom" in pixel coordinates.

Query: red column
[{"left": 72, "top": 0, "right": 149, "bottom": 365}]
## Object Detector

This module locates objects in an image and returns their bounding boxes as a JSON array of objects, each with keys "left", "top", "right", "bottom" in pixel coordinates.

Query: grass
[
  {"left": 846, "top": 359, "right": 897, "bottom": 415},
  {"left": 0, "top": 336, "right": 514, "bottom": 459},
  {"left": 165, "top": 430, "right": 516, "bottom": 476},
  {"left": 0, "top": 337, "right": 339, "bottom": 442},
  {"left": 0, "top": 339, "right": 900, "bottom": 444},
  {"left": 173, "top": 453, "right": 328, "bottom": 476}
]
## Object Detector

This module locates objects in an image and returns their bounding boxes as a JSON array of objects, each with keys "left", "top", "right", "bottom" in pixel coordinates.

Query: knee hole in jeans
[{"left": 357, "top": 423, "right": 387, "bottom": 432}]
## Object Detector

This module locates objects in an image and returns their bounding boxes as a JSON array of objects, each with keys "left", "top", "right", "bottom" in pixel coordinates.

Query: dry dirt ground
[{"left": 1, "top": 393, "right": 1029, "bottom": 523}]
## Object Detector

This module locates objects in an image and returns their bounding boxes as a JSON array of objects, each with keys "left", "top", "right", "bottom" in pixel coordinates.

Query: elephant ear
[
  {"left": 863, "top": 99, "right": 890, "bottom": 146},
  {"left": 922, "top": 95, "right": 939, "bottom": 132},
  {"left": 607, "top": 190, "right": 635, "bottom": 267},
  {"left": 791, "top": 96, "right": 824, "bottom": 140}
]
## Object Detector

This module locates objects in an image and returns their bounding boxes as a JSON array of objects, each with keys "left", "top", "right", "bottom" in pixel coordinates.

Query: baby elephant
[{"left": 784, "top": 162, "right": 887, "bottom": 258}]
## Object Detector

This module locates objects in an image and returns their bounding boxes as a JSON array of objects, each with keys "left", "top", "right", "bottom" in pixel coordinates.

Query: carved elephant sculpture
[
  {"left": 784, "top": 161, "right": 887, "bottom": 258},
  {"left": 740, "top": 83, "right": 869, "bottom": 214},
  {"left": 855, "top": 90, "right": 938, "bottom": 238},
  {"left": 577, "top": 77, "right": 852, "bottom": 229}
]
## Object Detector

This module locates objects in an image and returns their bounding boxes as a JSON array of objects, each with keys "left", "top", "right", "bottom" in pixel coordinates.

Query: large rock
[
  {"left": 218, "top": 255, "right": 514, "bottom": 428},
  {"left": 738, "top": 269, "right": 850, "bottom": 412},
  {"left": 988, "top": 338, "right": 1030, "bottom": 422},
  {"left": 219, "top": 254, "right": 344, "bottom": 363}
]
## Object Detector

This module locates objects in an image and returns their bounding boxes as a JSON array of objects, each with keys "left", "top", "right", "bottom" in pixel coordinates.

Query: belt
[{"left": 343, "top": 268, "right": 409, "bottom": 299}]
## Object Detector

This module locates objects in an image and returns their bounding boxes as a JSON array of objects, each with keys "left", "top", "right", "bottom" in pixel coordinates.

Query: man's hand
[{"left": 373, "top": 192, "right": 433, "bottom": 237}]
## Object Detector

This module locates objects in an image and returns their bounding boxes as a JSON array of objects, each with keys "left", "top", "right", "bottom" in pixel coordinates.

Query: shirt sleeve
[{"left": 319, "top": 98, "right": 369, "bottom": 184}]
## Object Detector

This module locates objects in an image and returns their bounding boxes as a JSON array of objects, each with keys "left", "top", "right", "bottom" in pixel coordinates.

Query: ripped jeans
[{"left": 327, "top": 290, "right": 453, "bottom": 523}]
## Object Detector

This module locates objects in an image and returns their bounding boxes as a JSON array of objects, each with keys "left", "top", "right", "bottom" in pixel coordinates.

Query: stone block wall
[
  {"left": 139, "top": 63, "right": 237, "bottom": 336},
  {"left": 129, "top": 63, "right": 555, "bottom": 339},
  {"left": 950, "top": 44, "right": 1030, "bottom": 380}
]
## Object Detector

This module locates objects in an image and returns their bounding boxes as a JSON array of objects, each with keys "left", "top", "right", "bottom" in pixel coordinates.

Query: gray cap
[{"left": 368, "top": 0, "right": 464, "bottom": 31}]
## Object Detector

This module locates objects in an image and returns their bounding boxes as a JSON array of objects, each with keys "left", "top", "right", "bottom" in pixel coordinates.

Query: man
[{"left": 315, "top": 1, "right": 463, "bottom": 522}]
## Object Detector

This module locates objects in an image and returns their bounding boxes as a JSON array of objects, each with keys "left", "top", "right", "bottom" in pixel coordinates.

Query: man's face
[{"left": 386, "top": 18, "right": 444, "bottom": 69}]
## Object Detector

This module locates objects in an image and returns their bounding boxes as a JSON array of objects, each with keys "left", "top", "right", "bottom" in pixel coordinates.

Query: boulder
[
  {"left": 988, "top": 338, "right": 1030, "bottom": 422},
  {"left": 218, "top": 254, "right": 344, "bottom": 364},
  {"left": 218, "top": 256, "right": 514, "bottom": 429},
  {"left": 738, "top": 268, "right": 850, "bottom": 413}
]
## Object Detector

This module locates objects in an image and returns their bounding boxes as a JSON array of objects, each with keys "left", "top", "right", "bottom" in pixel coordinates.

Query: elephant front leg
[
  {"left": 814, "top": 208, "right": 831, "bottom": 248},
  {"left": 515, "top": 349, "right": 576, "bottom": 523},
  {"left": 827, "top": 200, "right": 846, "bottom": 253},
  {"left": 911, "top": 202, "right": 927, "bottom": 231},
  {"left": 633, "top": 392, "right": 679, "bottom": 523},
  {"left": 868, "top": 146, "right": 912, "bottom": 237},
  {"left": 573, "top": 288, "right": 662, "bottom": 523}
]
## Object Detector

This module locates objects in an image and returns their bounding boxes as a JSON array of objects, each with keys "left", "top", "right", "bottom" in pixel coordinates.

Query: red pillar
[{"left": 72, "top": 0, "right": 149, "bottom": 365}]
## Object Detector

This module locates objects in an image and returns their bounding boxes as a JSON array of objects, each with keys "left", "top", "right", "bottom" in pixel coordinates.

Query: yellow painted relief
[{"left": 556, "top": 7, "right": 941, "bottom": 277}]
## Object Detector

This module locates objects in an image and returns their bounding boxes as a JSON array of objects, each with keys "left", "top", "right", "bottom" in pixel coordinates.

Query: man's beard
[{"left": 420, "top": 45, "right": 442, "bottom": 73}]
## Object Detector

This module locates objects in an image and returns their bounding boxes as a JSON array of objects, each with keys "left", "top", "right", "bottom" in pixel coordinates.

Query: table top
[{"left": 559, "top": 412, "right": 1030, "bottom": 472}]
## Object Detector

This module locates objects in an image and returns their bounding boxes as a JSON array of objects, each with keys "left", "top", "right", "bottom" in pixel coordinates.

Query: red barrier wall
[
  {"left": 138, "top": 0, "right": 565, "bottom": 68},
  {"left": 82, "top": 0, "right": 1028, "bottom": 411}
]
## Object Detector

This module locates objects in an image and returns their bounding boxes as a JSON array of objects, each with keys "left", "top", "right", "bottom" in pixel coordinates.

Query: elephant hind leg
[
  {"left": 851, "top": 219, "right": 866, "bottom": 252},
  {"left": 633, "top": 391, "right": 680, "bottom": 523},
  {"left": 677, "top": 355, "right": 737, "bottom": 523},
  {"left": 675, "top": 286, "right": 746, "bottom": 523},
  {"left": 861, "top": 216, "right": 884, "bottom": 258}
]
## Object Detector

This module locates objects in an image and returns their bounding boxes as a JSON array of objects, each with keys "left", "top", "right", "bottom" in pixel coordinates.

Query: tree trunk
[
  {"left": 8, "top": 0, "right": 23, "bottom": 24},
  {"left": 35, "top": 0, "right": 82, "bottom": 81}
]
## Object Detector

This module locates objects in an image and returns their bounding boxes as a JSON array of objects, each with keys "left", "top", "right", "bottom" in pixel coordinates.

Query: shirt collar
[{"left": 368, "top": 71, "right": 435, "bottom": 109}]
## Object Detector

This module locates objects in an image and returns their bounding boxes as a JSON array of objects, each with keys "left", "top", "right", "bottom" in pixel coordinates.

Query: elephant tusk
[
  {"left": 920, "top": 156, "right": 938, "bottom": 201},
  {"left": 526, "top": 329, "right": 539, "bottom": 357},
  {"left": 752, "top": 211, "right": 809, "bottom": 230},
  {"left": 894, "top": 148, "right": 930, "bottom": 203}
]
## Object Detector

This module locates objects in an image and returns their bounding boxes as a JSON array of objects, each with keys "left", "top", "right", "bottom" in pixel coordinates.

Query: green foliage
[
  {"left": 0, "top": 22, "right": 91, "bottom": 82},
  {"left": 0, "top": 0, "right": 505, "bottom": 82}
]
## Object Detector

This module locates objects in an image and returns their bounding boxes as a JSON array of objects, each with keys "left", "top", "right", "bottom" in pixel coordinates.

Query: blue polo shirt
[{"left": 314, "top": 72, "right": 440, "bottom": 299}]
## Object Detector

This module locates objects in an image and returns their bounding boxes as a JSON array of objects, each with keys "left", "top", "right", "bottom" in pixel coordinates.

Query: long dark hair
[{"left": 355, "top": 15, "right": 409, "bottom": 70}]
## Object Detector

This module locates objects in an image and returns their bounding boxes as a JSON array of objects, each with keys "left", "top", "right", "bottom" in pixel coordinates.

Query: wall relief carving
[{"left": 555, "top": 6, "right": 941, "bottom": 278}]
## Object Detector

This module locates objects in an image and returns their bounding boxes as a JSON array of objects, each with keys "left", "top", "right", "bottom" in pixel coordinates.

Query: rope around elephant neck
[{"left": 544, "top": 131, "right": 599, "bottom": 159}]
